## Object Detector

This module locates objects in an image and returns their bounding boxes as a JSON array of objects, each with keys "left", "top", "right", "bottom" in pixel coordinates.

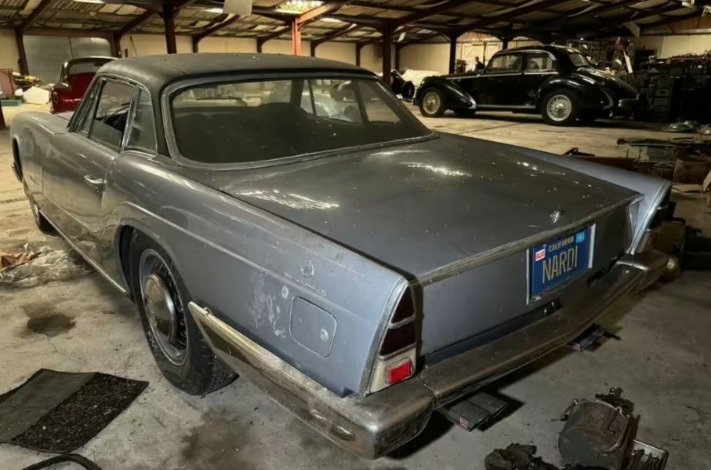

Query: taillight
[
  {"left": 387, "top": 359, "right": 413, "bottom": 385},
  {"left": 368, "top": 288, "right": 417, "bottom": 393}
]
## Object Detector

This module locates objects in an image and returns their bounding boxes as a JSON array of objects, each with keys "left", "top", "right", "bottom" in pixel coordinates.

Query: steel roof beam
[
  {"left": 18, "top": 0, "right": 54, "bottom": 32},
  {"left": 193, "top": 13, "right": 242, "bottom": 42},
  {"left": 311, "top": 23, "right": 362, "bottom": 46}
]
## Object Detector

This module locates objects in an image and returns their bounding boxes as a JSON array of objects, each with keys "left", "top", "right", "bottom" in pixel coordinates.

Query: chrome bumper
[{"left": 188, "top": 249, "right": 668, "bottom": 459}]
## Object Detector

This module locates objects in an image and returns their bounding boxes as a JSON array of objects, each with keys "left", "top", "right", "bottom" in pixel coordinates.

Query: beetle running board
[{"left": 438, "top": 391, "right": 508, "bottom": 432}]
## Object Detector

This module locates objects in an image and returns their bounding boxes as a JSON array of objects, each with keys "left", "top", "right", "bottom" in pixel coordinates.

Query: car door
[
  {"left": 43, "top": 77, "right": 135, "bottom": 262},
  {"left": 520, "top": 52, "right": 558, "bottom": 107},
  {"left": 473, "top": 52, "right": 525, "bottom": 107}
]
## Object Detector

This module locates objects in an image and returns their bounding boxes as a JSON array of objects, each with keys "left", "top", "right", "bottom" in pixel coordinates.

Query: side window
[
  {"left": 74, "top": 81, "right": 101, "bottom": 134},
  {"left": 127, "top": 89, "right": 156, "bottom": 153},
  {"left": 486, "top": 54, "right": 523, "bottom": 74},
  {"left": 88, "top": 79, "right": 134, "bottom": 152},
  {"left": 525, "top": 53, "right": 556, "bottom": 72},
  {"left": 360, "top": 80, "right": 400, "bottom": 124}
]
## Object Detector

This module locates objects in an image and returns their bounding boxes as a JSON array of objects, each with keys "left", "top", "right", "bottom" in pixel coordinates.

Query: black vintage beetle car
[{"left": 414, "top": 45, "right": 640, "bottom": 126}]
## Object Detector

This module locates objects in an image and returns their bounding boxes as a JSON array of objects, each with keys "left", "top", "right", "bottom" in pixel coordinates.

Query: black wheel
[
  {"left": 129, "top": 232, "right": 236, "bottom": 395},
  {"left": 401, "top": 82, "right": 415, "bottom": 100},
  {"left": 418, "top": 88, "right": 445, "bottom": 117},
  {"left": 454, "top": 109, "right": 476, "bottom": 118},
  {"left": 541, "top": 89, "right": 580, "bottom": 126},
  {"left": 24, "top": 183, "right": 56, "bottom": 235}
]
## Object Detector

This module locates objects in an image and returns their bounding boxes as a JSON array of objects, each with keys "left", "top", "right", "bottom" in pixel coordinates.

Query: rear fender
[
  {"left": 415, "top": 76, "right": 476, "bottom": 110},
  {"left": 539, "top": 77, "right": 609, "bottom": 111},
  {"left": 105, "top": 155, "right": 409, "bottom": 397}
]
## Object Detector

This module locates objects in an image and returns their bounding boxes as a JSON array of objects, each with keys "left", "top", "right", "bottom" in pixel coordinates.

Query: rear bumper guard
[{"left": 188, "top": 249, "right": 668, "bottom": 459}]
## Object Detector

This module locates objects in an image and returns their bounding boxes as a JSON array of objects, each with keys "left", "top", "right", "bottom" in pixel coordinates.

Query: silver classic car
[{"left": 10, "top": 54, "right": 669, "bottom": 458}]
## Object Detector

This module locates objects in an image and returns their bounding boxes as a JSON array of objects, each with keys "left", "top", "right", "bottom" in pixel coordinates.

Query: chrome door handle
[{"left": 83, "top": 175, "right": 105, "bottom": 191}]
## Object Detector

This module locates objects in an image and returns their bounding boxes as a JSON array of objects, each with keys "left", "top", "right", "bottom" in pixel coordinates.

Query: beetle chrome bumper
[{"left": 188, "top": 249, "right": 668, "bottom": 459}]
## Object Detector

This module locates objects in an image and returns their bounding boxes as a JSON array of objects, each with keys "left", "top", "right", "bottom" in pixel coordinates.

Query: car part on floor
[
  {"left": 22, "top": 454, "right": 103, "bottom": 470},
  {"left": 0, "top": 369, "right": 147, "bottom": 453},
  {"left": 559, "top": 388, "right": 635, "bottom": 469},
  {"left": 439, "top": 391, "right": 508, "bottom": 431},
  {"left": 484, "top": 444, "right": 559, "bottom": 470}
]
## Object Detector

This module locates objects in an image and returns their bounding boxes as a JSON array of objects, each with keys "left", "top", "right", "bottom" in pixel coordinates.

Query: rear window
[{"left": 170, "top": 76, "right": 431, "bottom": 165}]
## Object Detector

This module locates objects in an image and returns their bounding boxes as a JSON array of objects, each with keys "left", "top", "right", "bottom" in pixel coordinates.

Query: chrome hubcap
[
  {"left": 422, "top": 91, "right": 441, "bottom": 115},
  {"left": 140, "top": 251, "right": 187, "bottom": 365},
  {"left": 547, "top": 95, "right": 573, "bottom": 122}
]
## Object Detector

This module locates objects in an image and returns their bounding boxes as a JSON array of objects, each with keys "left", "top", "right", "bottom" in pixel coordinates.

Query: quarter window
[
  {"left": 486, "top": 54, "right": 523, "bottom": 74},
  {"left": 88, "top": 79, "right": 134, "bottom": 152},
  {"left": 525, "top": 53, "right": 556, "bottom": 72},
  {"left": 127, "top": 88, "right": 156, "bottom": 153}
]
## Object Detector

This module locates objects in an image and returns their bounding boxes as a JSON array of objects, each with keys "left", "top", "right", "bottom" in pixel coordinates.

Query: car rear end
[{"left": 188, "top": 171, "right": 669, "bottom": 459}]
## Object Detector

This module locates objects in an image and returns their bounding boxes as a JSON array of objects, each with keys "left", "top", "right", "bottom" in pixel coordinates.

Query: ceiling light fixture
[
  {"left": 72, "top": 0, "right": 105, "bottom": 4},
  {"left": 321, "top": 17, "right": 344, "bottom": 22},
  {"left": 204, "top": 7, "right": 224, "bottom": 13},
  {"left": 274, "top": 0, "right": 324, "bottom": 14}
]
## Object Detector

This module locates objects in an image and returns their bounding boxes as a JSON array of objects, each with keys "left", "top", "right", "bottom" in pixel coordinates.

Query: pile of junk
[
  {"left": 485, "top": 389, "right": 668, "bottom": 470},
  {"left": 564, "top": 127, "right": 711, "bottom": 275}
]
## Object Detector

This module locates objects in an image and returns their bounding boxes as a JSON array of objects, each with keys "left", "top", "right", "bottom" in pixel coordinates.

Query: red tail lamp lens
[{"left": 387, "top": 359, "right": 413, "bottom": 385}]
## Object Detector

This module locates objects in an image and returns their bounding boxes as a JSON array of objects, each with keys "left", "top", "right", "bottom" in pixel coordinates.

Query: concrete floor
[{"left": 1, "top": 105, "right": 710, "bottom": 470}]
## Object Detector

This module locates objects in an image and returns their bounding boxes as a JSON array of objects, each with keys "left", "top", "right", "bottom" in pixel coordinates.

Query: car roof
[
  {"left": 99, "top": 53, "right": 372, "bottom": 95},
  {"left": 493, "top": 45, "right": 580, "bottom": 56}
]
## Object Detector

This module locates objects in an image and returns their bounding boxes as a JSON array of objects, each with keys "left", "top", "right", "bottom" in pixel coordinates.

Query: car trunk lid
[{"left": 190, "top": 134, "right": 637, "bottom": 358}]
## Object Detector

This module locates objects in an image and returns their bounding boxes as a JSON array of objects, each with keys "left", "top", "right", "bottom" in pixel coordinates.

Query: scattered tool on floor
[
  {"left": 484, "top": 444, "right": 558, "bottom": 470},
  {"left": 0, "top": 369, "right": 148, "bottom": 453}
]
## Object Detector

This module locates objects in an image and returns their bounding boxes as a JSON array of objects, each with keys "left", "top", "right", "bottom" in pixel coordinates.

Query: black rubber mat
[{"left": 0, "top": 369, "right": 148, "bottom": 453}]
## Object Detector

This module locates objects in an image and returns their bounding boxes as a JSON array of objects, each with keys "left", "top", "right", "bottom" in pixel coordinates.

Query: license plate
[{"left": 529, "top": 228, "right": 592, "bottom": 300}]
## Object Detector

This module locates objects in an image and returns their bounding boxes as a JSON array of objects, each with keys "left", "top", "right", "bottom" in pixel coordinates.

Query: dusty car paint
[{"left": 10, "top": 53, "right": 670, "bottom": 458}]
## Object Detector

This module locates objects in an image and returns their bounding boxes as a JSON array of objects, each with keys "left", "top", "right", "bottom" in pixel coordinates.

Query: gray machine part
[{"left": 559, "top": 389, "right": 635, "bottom": 470}]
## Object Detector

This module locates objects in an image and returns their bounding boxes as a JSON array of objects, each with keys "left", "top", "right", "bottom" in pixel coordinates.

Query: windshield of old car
[
  {"left": 170, "top": 76, "right": 431, "bottom": 165},
  {"left": 568, "top": 53, "right": 592, "bottom": 68},
  {"left": 68, "top": 60, "right": 110, "bottom": 76}
]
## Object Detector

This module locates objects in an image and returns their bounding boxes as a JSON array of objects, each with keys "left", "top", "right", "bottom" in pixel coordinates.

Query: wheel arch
[
  {"left": 12, "top": 138, "right": 22, "bottom": 180},
  {"left": 537, "top": 78, "right": 605, "bottom": 112},
  {"left": 113, "top": 219, "right": 185, "bottom": 302}
]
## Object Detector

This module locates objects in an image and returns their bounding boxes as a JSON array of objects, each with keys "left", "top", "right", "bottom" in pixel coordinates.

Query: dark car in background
[
  {"left": 50, "top": 56, "right": 114, "bottom": 114},
  {"left": 414, "top": 45, "right": 640, "bottom": 126}
]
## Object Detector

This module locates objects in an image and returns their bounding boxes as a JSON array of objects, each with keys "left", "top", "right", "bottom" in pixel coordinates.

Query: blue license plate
[{"left": 530, "top": 228, "right": 592, "bottom": 299}]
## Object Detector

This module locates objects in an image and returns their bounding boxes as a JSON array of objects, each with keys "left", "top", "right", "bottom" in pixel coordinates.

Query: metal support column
[
  {"left": 501, "top": 37, "right": 510, "bottom": 50},
  {"left": 291, "top": 19, "right": 302, "bottom": 55},
  {"left": 355, "top": 43, "right": 363, "bottom": 67},
  {"left": 448, "top": 33, "right": 459, "bottom": 74},
  {"left": 15, "top": 29, "right": 28, "bottom": 75},
  {"left": 163, "top": 2, "right": 177, "bottom": 54},
  {"left": 381, "top": 27, "right": 392, "bottom": 86}
]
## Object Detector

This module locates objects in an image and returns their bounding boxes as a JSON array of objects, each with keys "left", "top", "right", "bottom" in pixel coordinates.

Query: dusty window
[{"left": 170, "top": 76, "right": 430, "bottom": 165}]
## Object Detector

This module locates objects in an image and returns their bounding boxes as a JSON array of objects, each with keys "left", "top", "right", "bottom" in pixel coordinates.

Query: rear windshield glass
[
  {"left": 68, "top": 59, "right": 111, "bottom": 75},
  {"left": 170, "top": 76, "right": 431, "bottom": 165}
]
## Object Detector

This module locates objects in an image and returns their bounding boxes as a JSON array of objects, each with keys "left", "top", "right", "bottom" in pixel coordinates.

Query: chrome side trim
[
  {"left": 41, "top": 209, "right": 128, "bottom": 294},
  {"left": 417, "top": 195, "right": 638, "bottom": 286},
  {"left": 188, "top": 301, "right": 434, "bottom": 459}
]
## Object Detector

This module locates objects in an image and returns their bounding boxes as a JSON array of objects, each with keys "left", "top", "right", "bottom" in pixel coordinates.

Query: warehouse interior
[{"left": 1, "top": 1, "right": 711, "bottom": 469}]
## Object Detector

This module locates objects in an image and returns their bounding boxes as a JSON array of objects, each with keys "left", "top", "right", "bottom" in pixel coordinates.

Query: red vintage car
[{"left": 50, "top": 57, "right": 114, "bottom": 114}]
